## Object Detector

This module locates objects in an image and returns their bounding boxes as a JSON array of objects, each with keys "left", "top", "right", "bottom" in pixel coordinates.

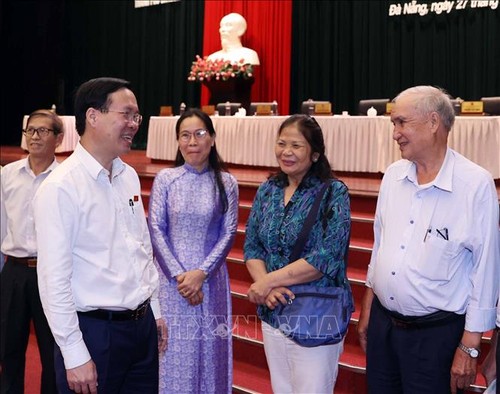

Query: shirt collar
[
  {"left": 183, "top": 162, "right": 209, "bottom": 174},
  {"left": 21, "top": 156, "right": 59, "bottom": 177},
  {"left": 74, "top": 143, "right": 126, "bottom": 180},
  {"left": 398, "top": 148, "right": 454, "bottom": 192}
]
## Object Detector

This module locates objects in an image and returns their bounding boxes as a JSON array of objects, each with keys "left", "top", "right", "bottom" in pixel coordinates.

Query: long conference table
[
  {"left": 146, "top": 115, "right": 500, "bottom": 179},
  {"left": 21, "top": 114, "right": 500, "bottom": 179}
]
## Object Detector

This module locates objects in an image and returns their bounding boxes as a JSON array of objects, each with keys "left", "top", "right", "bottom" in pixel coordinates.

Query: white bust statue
[{"left": 207, "top": 13, "right": 260, "bottom": 65}]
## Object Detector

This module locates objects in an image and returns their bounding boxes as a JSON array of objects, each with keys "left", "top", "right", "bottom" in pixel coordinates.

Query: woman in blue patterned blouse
[{"left": 244, "top": 114, "right": 351, "bottom": 393}]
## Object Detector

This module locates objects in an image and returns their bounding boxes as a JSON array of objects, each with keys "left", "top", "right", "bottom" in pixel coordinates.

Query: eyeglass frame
[
  {"left": 178, "top": 128, "right": 210, "bottom": 142},
  {"left": 99, "top": 108, "right": 143, "bottom": 125},
  {"left": 23, "top": 127, "right": 58, "bottom": 137}
]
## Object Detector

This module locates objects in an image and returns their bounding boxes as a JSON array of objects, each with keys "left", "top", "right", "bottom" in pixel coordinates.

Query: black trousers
[
  {"left": 55, "top": 306, "right": 159, "bottom": 394},
  {"left": 366, "top": 297, "right": 466, "bottom": 394},
  {"left": 0, "top": 258, "right": 56, "bottom": 394}
]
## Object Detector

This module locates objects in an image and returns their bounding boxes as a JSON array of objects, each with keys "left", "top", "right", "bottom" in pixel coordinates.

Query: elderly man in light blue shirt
[{"left": 358, "top": 85, "right": 499, "bottom": 394}]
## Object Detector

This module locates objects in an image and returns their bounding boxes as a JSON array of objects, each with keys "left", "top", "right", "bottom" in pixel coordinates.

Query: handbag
[{"left": 273, "top": 180, "right": 354, "bottom": 347}]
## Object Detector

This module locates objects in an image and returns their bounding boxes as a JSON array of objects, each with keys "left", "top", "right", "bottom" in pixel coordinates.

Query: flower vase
[{"left": 203, "top": 77, "right": 254, "bottom": 112}]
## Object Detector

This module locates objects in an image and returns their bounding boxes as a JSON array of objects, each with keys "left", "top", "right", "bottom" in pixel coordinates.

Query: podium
[{"left": 203, "top": 77, "right": 254, "bottom": 112}]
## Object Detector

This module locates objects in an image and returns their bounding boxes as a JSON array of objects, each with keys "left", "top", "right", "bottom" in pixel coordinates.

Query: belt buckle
[{"left": 27, "top": 258, "right": 37, "bottom": 268}]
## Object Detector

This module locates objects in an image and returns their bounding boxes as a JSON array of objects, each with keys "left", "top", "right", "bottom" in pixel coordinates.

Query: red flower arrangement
[{"left": 187, "top": 55, "right": 254, "bottom": 82}]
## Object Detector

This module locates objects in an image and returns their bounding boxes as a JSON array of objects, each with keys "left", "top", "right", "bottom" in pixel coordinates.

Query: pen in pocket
[{"left": 423, "top": 228, "right": 431, "bottom": 242}]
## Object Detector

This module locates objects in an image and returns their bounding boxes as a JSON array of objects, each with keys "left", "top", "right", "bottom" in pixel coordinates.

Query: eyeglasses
[
  {"left": 100, "top": 108, "right": 143, "bottom": 125},
  {"left": 178, "top": 129, "right": 209, "bottom": 142},
  {"left": 23, "top": 127, "right": 56, "bottom": 137}
]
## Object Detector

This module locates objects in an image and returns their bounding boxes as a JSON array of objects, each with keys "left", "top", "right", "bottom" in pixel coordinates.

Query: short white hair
[{"left": 394, "top": 85, "right": 455, "bottom": 131}]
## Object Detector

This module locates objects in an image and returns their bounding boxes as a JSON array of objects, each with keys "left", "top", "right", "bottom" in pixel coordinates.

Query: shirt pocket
[
  {"left": 413, "top": 234, "right": 461, "bottom": 281},
  {"left": 122, "top": 201, "right": 143, "bottom": 240}
]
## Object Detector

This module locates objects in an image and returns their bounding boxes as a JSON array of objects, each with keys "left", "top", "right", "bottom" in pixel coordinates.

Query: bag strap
[
  {"left": 289, "top": 180, "right": 351, "bottom": 277},
  {"left": 289, "top": 180, "right": 331, "bottom": 262}
]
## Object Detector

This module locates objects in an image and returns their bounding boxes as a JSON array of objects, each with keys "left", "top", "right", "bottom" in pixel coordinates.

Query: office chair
[
  {"left": 481, "top": 97, "right": 500, "bottom": 115},
  {"left": 300, "top": 100, "right": 332, "bottom": 115},
  {"left": 216, "top": 102, "right": 242, "bottom": 116},
  {"left": 358, "top": 99, "right": 390, "bottom": 116}
]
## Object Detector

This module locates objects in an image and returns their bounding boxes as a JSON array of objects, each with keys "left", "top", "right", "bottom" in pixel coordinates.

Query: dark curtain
[
  {"left": 1, "top": 0, "right": 499, "bottom": 147},
  {"left": 291, "top": 0, "right": 500, "bottom": 116},
  {"left": 1, "top": 0, "right": 204, "bottom": 148},
  {"left": 62, "top": 0, "right": 204, "bottom": 148},
  {"left": 1, "top": 0, "right": 65, "bottom": 146}
]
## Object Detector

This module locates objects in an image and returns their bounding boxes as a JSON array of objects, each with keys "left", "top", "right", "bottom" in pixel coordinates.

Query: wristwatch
[{"left": 457, "top": 342, "right": 480, "bottom": 358}]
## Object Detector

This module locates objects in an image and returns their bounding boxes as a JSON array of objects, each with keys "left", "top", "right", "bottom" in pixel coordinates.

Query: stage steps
[
  {"left": 229, "top": 176, "right": 491, "bottom": 394},
  {"left": 0, "top": 145, "right": 490, "bottom": 394},
  {"left": 228, "top": 180, "right": 376, "bottom": 393},
  {"left": 137, "top": 168, "right": 491, "bottom": 394}
]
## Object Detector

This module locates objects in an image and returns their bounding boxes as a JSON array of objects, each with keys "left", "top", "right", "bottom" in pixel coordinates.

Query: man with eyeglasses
[
  {"left": 1, "top": 109, "right": 64, "bottom": 393},
  {"left": 33, "top": 77, "right": 167, "bottom": 394}
]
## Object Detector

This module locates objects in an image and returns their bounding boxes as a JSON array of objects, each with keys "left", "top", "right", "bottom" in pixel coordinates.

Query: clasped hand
[
  {"left": 248, "top": 278, "right": 294, "bottom": 309},
  {"left": 177, "top": 270, "right": 206, "bottom": 306}
]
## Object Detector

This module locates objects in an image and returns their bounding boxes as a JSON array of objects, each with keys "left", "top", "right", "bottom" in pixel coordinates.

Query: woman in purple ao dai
[{"left": 148, "top": 108, "right": 238, "bottom": 393}]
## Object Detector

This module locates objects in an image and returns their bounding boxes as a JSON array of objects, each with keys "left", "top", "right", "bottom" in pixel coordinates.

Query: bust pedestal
[{"left": 203, "top": 77, "right": 254, "bottom": 112}]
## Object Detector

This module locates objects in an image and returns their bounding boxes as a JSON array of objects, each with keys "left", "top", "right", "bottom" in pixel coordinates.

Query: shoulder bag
[{"left": 273, "top": 180, "right": 354, "bottom": 347}]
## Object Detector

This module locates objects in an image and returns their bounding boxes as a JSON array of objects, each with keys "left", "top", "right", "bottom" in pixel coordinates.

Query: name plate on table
[
  {"left": 202, "top": 105, "right": 215, "bottom": 115},
  {"left": 461, "top": 101, "right": 483, "bottom": 114},
  {"left": 386, "top": 102, "right": 394, "bottom": 114},
  {"left": 159, "top": 106, "right": 173, "bottom": 116},
  {"left": 315, "top": 102, "right": 332, "bottom": 115},
  {"left": 256, "top": 104, "right": 272, "bottom": 116}
]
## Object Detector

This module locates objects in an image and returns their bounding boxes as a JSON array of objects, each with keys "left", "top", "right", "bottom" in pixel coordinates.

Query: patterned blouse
[{"left": 243, "top": 175, "right": 351, "bottom": 326}]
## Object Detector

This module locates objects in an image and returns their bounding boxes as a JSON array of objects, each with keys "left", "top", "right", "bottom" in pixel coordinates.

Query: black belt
[
  {"left": 375, "top": 296, "right": 463, "bottom": 329},
  {"left": 78, "top": 298, "right": 151, "bottom": 321},
  {"left": 7, "top": 255, "right": 37, "bottom": 268}
]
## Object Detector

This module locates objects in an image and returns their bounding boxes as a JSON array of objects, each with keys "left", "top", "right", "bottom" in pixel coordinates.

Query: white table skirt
[
  {"left": 21, "top": 115, "right": 79, "bottom": 153},
  {"left": 146, "top": 115, "right": 500, "bottom": 178}
]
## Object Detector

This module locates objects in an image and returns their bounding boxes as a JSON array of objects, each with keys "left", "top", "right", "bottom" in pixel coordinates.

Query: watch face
[{"left": 470, "top": 349, "right": 479, "bottom": 358}]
